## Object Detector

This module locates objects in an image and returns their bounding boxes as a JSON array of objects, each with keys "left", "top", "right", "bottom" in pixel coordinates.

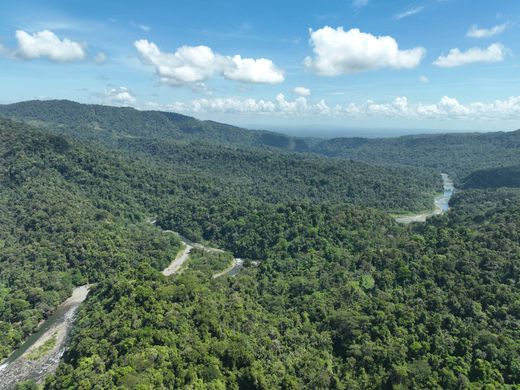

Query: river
[
  {"left": 154, "top": 221, "right": 245, "bottom": 279},
  {"left": 0, "top": 286, "right": 89, "bottom": 389},
  {"left": 1, "top": 219, "right": 253, "bottom": 387},
  {"left": 395, "top": 173, "right": 455, "bottom": 224}
]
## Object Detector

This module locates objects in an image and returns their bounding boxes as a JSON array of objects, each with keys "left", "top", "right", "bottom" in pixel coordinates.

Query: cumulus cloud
[
  {"left": 294, "top": 86, "right": 311, "bottom": 97},
  {"left": 105, "top": 87, "right": 135, "bottom": 104},
  {"left": 156, "top": 94, "right": 520, "bottom": 121},
  {"left": 223, "top": 55, "right": 284, "bottom": 84},
  {"left": 134, "top": 39, "right": 284, "bottom": 86},
  {"left": 467, "top": 23, "right": 509, "bottom": 38},
  {"left": 135, "top": 40, "right": 220, "bottom": 85},
  {"left": 433, "top": 43, "right": 506, "bottom": 68},
  {"left": 419, "top": 75, "right": 429, "bottom": 83},
  {"left": 94, "top": 51, "right": 107, "bottom": 65},
  {"left": 304, "top": 26, "right": 425, "bottom": 76},
  {"left": 14, "top": 30, "right": 85, "bottom": 62}
]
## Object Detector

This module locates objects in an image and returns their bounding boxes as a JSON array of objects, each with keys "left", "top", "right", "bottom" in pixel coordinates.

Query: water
[
  {"left": 396, "top": 173, "right": 455, "bottom": 224},
  {"left": 227, "top": 259, "right": 244, "bottom": 277},
  {"left": 2, "top": 303, "right": 74, "bottom": 366},
  {"left": 436, "top": 173, "right": 455, "bottom": 212},
  {"left": 0, "top": 286, "right": 88, "bottom": 388}
]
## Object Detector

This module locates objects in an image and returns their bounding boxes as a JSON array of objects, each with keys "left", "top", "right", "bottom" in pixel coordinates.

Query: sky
[{"left": 0, "top": 0, "right": 519, "bottom": 135}]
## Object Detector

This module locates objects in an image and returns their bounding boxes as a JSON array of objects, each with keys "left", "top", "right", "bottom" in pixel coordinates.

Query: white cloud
[
  {"left": 352, "top": 0, "right": 369, "bottom": 9},
  {"left": 157, "top": 94, "right": 340, "bottom": 117},
  {"left": 135, "top": 40, "right": 220, "bottom": 85},
  {"left": 134, "top": 39, "right": 284, "bottom": 86},
  {"left": 94, "top": 51, "right": 107, "bottom": 65},
  {"left": 156, "top": 94, "right": 520, "bottom": 121},
  {"left": 294, "top": 86, "right": 311, "bottom": 97},
  {"left": 419, "top": 75, "right": 429, "bottom": 83},
  {"left": 14, "top": 30, "right": 85, "bottom": 62},
  {"left": 467, "top": 23, "right": 509, "bottom": 38},
  {"left": 394, "top": 6, "right": 425, "bottom": 20},
  {"left": 105, "top": 87, "right": 135, "bottom": 104},
  {"left": 304, "top": 26, "right": 425, "bottom": 76},
  {"left": 434, "top": 43, "right": 506, "bottom": 68},
  {"left": 223, "top": 55, "right": 284, "bottom": 84}
]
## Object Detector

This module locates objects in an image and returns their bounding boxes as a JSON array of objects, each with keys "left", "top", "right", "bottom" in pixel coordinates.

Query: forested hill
[
  {"left": 0, "top": 115, "right": 441, "bottom": 360},
  {"left": 46, "top": 187, "right": 520, "bottom": 389},
  {"left": 1, "top": 108, "right": 519, "bottom": 388},
  {"left": 314, "top": 130, "right": 520, "bottom": 182},
  {"left": 0, "top": 99, "right": 308, "bottom": 150},
  {"left": 1, "top": 100, "right": 520, "bottom": 183},
  {"left": 463, "top": 165, "right": 520, "bottom": 189}
]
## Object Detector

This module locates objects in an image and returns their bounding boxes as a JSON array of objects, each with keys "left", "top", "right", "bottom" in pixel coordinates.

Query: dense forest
[
  {"left": 314, "top": 132, "right": 520, "bottom": 183},
  {"left": 0, "top": 116, "right": 439, "bottom": 362},
  {"left": 45, "top": 189, "right": 520, "bottom": 389},
  {"left": 0, "top": 101, "right": 519, "bottom": 389},
  {"left": 463, "top": 165, "right": 520, "bottom": 189},
  {"left": 2, "top": 100, "right": 520, "bottom": 184},
  {"left": 0, "top": 120, "right": 184, "bottom": 359}
]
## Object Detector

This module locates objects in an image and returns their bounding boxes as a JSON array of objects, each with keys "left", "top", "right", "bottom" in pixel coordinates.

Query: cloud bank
[{"left": 154, "top": 95, "right": 520, "bottom": 121}]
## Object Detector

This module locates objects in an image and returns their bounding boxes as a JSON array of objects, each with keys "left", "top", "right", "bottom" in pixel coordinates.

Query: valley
[
  {"left": 0, "top": 103, "right": 518, "bottom": 389},
  {"left": 1, "top": 1, "right": 519, "bottom": 388},
  {"left": 0, "top": 220, "right": 241, "bottom": 389}
]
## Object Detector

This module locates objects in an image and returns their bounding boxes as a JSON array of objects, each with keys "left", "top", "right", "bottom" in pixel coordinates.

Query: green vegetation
[
  {"left": 15, "top": 380, "right": 41, "bottom": 390},
  {"left": 26, "top": 334, "right": 57, "bottom": 361},
  {"left": 0, "top": 119, "right": 183, "bottom": 359},
  {"left": 45, "top": 190, "right": 520, "bottom": 389},
  {"left": 0, "top": 116, "right": 439, "bottom": 361},
  {"left": 187, "top": 249, "right": 234, "bottom": 276},
  {"left": 2, "top": 100, "right": 520, "bottom": 184},
  {"left": 308, "top": 132, "right": 520, "bottom": 184},
  {"left": 0, "top": 101, "right": 519, "bottom": 388},
  {"left": 463, "top": 165, "right": 520, "bottom": 189}
]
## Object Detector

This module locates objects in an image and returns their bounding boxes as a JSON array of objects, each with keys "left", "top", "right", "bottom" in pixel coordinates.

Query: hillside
[
  {"left": 463, "top": 165, "right": 520, "bottom": 189},
  {"left": 0, "top": 116, "right": 443, "bottom": 361},
  {"left": 46, "top": 188, "right": 520, "bottom": 389},
  {"left": 0, "top": 113, "right": 518, "bottom": 388},
  {"left": 313, "top": 131, "right": 520, "bottom": 183},
  {"left": 1, "top": 100, "right": 519, "bottom": 185},
  {"left": 0, "top": 99, "right": 304, "bottom": 150},
  {"left": 0, "top": 119, "right": 183, "bottom": 360}
]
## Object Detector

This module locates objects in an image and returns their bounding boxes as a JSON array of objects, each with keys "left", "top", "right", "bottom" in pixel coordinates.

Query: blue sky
[{"left": 0, "top": 0, "right": 519, "bottom": 133}]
